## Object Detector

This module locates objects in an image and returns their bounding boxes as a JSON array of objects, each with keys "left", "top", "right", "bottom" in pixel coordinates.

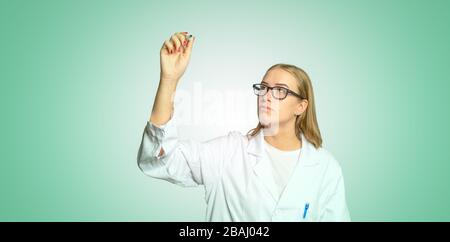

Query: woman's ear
[{"left": 295, "top": 99, "right": 308, "bottom": 116}]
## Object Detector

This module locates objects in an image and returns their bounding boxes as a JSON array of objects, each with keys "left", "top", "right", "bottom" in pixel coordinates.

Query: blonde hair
[{"left": 247, "top": 63, "right": 323, "bottom": 149}]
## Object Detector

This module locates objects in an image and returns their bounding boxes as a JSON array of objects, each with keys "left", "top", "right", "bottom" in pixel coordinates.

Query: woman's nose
[{"left": 263, "top": 89, "right": 273, "bottom": 101}]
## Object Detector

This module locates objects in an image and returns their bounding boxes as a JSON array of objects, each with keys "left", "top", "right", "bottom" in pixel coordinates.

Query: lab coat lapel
[
  {"left": 276, "top": 133, "right": 319, "bottom": 208},
  {"left": 247, "top": 131, "right": 279, "bottom": 203}
]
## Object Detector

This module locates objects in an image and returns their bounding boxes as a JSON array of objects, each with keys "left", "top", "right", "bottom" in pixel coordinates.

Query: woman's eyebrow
[
  {"left": 274, "top": 83, "right": 289, "bottom": 88},
  {"left": 261, "top": 81, "right": 289, "bottom": 88}
]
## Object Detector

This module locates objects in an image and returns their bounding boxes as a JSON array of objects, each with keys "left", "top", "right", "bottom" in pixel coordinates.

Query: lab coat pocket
[{"left": 273, "top": 207, "right": 313, "bottom": 222}]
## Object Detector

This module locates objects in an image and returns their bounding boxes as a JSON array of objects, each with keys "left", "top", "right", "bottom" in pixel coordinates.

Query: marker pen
[{"left": 303, "top": 203, "right": 310, "bottom": 219}]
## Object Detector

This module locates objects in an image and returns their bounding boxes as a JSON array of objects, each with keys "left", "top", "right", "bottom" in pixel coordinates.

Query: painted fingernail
[{"left": 183, "top": 40, "right": 187, "bottom": 46}]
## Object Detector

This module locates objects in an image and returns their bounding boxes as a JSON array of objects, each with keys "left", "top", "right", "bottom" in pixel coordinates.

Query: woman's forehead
[{"left": 262, "top": 68, "right": 297, "bottom": 89}]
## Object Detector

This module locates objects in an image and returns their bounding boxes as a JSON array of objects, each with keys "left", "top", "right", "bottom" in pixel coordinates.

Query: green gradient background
[{"left": 1, "top": 0, "right": 449, "bottom": 221}]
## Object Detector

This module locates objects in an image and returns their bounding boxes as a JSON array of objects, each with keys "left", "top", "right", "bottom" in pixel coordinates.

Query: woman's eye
[{"left": 275, "top": 88, "right": 286, "bottom": 93}]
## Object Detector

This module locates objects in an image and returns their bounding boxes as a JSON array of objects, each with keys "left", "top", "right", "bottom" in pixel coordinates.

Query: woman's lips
[{"left": 259, "top": 105, "right": 272, "bottom": 112}]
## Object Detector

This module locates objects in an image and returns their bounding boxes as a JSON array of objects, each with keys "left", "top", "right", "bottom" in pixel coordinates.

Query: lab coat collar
[
  {"left": 247, "top": 129, "right": 320, "bottom": 203},
  {"left": 246, "top": 129, "right": 319, "bottom": 167}
]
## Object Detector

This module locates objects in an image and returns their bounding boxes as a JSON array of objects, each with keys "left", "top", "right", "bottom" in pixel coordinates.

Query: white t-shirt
[{"left": 264, "top": 139, "right": 301, "bottom": 199}]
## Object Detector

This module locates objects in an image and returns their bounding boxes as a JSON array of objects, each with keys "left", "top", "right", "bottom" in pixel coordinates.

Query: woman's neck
[{"left": 263, "top": 122, "right": 301, "bottom": 151}]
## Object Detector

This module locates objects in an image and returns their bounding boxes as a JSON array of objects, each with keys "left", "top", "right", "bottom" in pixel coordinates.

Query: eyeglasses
[{"left": 252, "top": 83, "right": 305, "bottom": 100}]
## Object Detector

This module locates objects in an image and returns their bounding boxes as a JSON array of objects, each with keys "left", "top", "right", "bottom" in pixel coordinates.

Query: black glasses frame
[{"left": 253, "top": 83, "right": 305, "bottom": 100}]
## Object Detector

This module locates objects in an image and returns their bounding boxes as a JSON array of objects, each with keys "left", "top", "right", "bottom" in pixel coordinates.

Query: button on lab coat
[{"left": 137, "top": 115, "right": 350, "bottom": 222}]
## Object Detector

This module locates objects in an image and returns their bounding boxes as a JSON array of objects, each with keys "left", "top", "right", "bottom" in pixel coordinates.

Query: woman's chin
[
  {"left": 258, "top": 118, "right": 278, "bottom": 128},
  {"left": 260, "top": 122, "right": 280, "bottom": 136},
  {"left": 258, "top": 113, "right": 278, "bottom": 125}
]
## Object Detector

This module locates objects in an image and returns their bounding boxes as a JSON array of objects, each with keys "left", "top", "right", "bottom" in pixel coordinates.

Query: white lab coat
[{"left": 137, "top": 115, "right": 351, "bottom": 222}]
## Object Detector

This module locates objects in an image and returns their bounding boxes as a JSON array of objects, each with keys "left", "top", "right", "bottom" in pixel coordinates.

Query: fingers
[
  {"left": 175, "top": 32, "right": 187, "bottom": 50},
  {"left": 170, "top": 35, "right": 182, "bottom": 53},
  {"left": 163, "top": 40, "right": 174, "bottom": 54},
  {"left": 162, "top": 32, "right": 194, "bottom": 54},
  {"left": 184, "top": 35, "right": 195, "bottom": 54}
]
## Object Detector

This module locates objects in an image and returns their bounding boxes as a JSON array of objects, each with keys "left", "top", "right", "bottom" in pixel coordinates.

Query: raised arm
[
  {"left": 138, "top": 33, "right": 235, "bottom": 187},
  {"left": 151, "top": 32, "right": 195, "bottom": 126}
]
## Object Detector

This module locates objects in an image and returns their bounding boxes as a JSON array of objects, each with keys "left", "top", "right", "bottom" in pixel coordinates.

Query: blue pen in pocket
[{"left": 302, "top": 203, "right": 310, "bottom": 219}]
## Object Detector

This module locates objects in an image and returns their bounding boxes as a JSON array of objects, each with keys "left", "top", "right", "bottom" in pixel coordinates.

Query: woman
[{"left": 137, "top": 32, "right": 350, "bottom": 222}]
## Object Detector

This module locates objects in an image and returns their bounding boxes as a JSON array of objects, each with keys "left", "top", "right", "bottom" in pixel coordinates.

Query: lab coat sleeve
[
  {"left": 137, "top": 116, "right": 229, "bottom": 187},
  {"left": 318, "top": 158, "right": 351, "bottom": 222}
]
